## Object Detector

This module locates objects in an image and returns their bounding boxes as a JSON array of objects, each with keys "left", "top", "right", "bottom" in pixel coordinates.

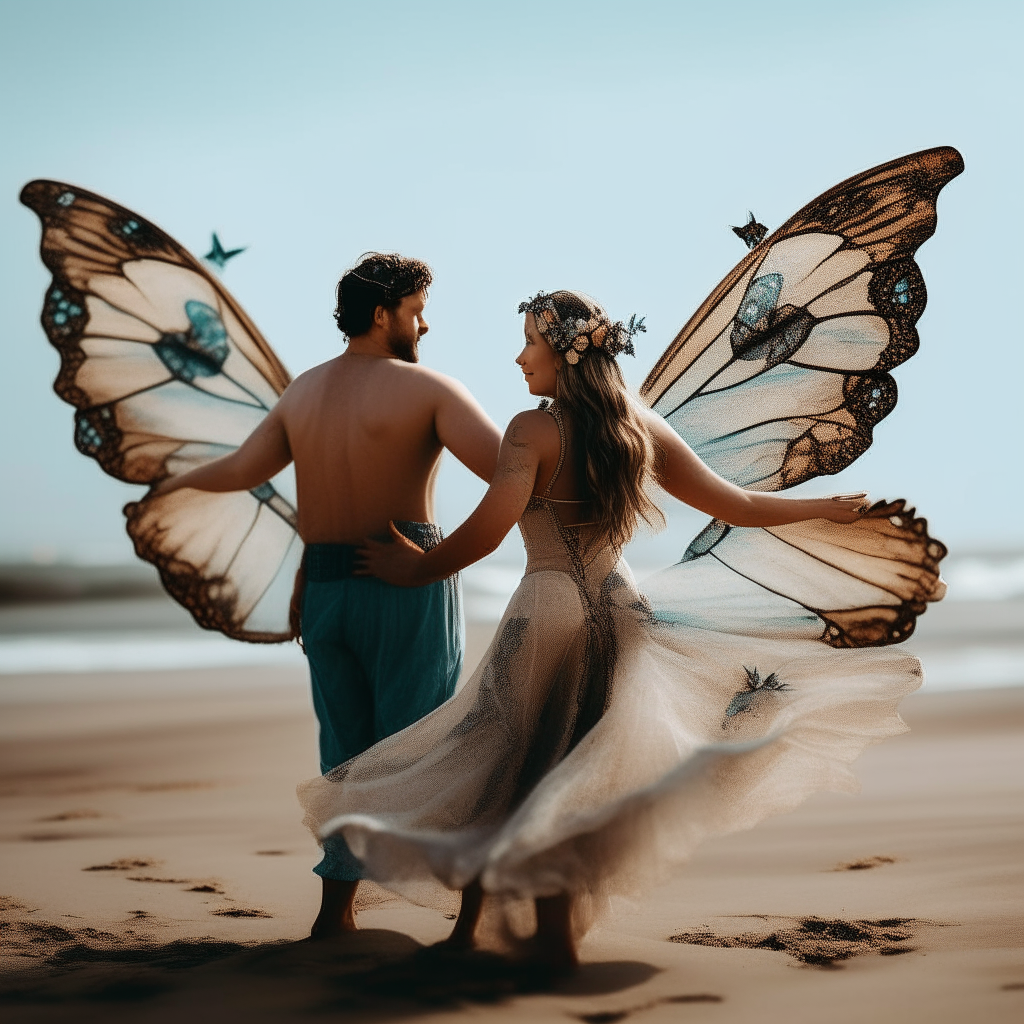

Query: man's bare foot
[
  {"left": 433, "top": 879, "right": 484, "bottom": 951},
  {"left": 308, "top": 878, "right": 359, "bottom": 940}
]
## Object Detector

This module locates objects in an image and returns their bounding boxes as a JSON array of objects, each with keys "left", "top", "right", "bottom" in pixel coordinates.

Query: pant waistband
[{"left": 305, "top": 521, "right": 444, "bottom": 582}]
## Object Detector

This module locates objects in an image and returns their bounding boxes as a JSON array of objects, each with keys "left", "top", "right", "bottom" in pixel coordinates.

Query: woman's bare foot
[
  {"left": 529, "top": 892, "right": 578, "bottom": 974},
  {"left": 308, "top": 878, "right": 359, "bottom": 940},
  {"left": 433, "top": 879, "right": 484, "bottom": 950}
]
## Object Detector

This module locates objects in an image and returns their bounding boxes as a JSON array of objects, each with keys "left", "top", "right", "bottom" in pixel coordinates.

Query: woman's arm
[
  {"left": 359, "top": 412, "right": 546, "bottom": 586},
  {"left": 643, "top": 411, "right": 867, "bottom": 526},
  {"left": 153, "top": 408, "right": 292, "bottom": 496}
]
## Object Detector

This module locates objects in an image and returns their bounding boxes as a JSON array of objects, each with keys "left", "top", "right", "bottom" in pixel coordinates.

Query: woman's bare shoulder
[
  {"left": 638, "top": 405, "right": 685, "bottom": 448},
  {"left": 505, "top": 409, "right": 560, "bottom": 453}
]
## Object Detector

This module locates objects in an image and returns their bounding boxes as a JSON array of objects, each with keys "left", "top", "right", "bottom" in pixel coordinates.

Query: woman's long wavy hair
[{"left": 541, "top": 291, "right": 664, "bottom": 549}]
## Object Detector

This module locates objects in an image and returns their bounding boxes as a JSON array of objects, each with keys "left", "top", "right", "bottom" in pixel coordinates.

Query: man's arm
[
  {"left": 154, "top": 407, "right": 293, "bottom": 496},
  {"left": 432, "top": 376, "right": 503, "bottom": 484}
]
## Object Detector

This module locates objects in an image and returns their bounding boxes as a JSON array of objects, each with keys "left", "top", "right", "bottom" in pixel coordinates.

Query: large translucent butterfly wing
[
  {"left": 20, "top": 180, "right": 301, "bottom": 642},
  {"left": 644, "top": 500, "right": 947, "bottom": 648},
  {"left": 641, "top": 145, "right": 964, "bottom": 491},
  {"left": 642, "top": 148, "right": 961, "bottom": 647}
]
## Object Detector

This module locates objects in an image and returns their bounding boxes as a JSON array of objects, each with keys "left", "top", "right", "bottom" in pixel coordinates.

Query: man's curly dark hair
[{"left": 334, "top": 253, "right": 433, "bottom": 339}]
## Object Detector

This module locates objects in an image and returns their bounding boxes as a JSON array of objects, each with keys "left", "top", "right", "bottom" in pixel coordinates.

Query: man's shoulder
[
  {"left": 392, "top": 363, "right": 480, "bottom": 409},
  {"left": 398, "top": 361, "right": 462, "bottom": 388},
  {"left": 288, "top": 356, "right": 448, "bottom": 389},
  {"left": 285, "top": 358, "right": 340, "bottom": 389},
  {"left": 283, "top": 358, "right": 480, "bottom": 423}
]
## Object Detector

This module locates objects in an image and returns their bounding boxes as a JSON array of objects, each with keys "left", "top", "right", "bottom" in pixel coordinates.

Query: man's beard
[{"left": 387, "top": 332, "right": 419, "bottom": 363}]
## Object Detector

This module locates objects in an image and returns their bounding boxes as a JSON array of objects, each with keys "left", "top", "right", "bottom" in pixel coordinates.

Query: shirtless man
[{"left": 156, "top": 254, "right": 502, "bottom": 938}]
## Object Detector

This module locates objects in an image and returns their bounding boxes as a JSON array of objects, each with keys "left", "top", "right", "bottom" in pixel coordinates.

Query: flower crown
[{"left": 517, "top": 292, "right": 645, "bottom": 365}]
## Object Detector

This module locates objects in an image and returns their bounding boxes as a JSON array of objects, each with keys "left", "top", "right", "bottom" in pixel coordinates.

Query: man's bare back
[{"left": 281, "top": 353, "right": 498, "bottom": 544}]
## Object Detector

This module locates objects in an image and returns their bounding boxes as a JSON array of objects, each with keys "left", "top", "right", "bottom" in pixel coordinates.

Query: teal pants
[{"left": 301, "top": 523, "right": 463, "bottom": 881}]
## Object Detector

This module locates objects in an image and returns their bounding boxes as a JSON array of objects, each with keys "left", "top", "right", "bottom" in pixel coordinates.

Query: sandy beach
[{"left": 1, "top": 616, "right": 1022, "bottom": 1023}]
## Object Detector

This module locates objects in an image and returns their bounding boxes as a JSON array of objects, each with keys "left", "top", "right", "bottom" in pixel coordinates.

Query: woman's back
[
  {"left": 530, "top": 403, "right": 597, "bottom": 514},
  {"left": 520, "top": 404, "right": 619, "bottom": 581}
]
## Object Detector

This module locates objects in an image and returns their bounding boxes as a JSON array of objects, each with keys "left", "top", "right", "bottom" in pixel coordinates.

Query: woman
[{"left": 298, "top": 290, "right": 917, "bottom": 969}]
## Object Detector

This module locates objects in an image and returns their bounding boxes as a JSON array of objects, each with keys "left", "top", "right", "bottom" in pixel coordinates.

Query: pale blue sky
[{"left": 1, "top": 0, "right": 1020, "bottom": 564}]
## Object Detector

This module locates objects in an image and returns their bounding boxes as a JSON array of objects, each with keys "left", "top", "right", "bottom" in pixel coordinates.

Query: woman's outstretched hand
[
  {"left": 356, "top": 522, "right": 427, "bottom": 587},
  {"left": 819, "top": 492, "right": 871, "bottom": 524}
]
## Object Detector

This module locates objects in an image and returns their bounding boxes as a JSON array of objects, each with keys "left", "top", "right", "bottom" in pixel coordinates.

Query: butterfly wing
[
  {"left": 642, "top": 146, "right": 963, "bottom": 492},
  {"left": 642, "top": 149, "right": 960, "bottom": 646},
  {"left": 644, "top": 500, "right": 947, "bottom": 647},
  {"left": 20, "top": 180, "right": 301, "bottom": 642}
]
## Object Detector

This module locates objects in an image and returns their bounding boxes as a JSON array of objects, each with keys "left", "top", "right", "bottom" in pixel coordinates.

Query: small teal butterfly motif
[
  {"left": 204, "top": 232, "right": 246, "bottom": 269},
  {"left": 731, "top": 212, "right": 768, "bottom": 250},
  {"left": 724, "top": 666, "right": 790, "bottom": 724}
]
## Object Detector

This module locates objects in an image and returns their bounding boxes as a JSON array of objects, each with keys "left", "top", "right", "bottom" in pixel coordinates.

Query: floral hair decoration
[{"left": 517, "top": 292, "right": 646, "bottom": 365}]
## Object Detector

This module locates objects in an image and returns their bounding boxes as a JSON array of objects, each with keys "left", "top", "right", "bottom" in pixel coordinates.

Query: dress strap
[{"left": 543, "top": 403, "right": 567, "bottom": 497}]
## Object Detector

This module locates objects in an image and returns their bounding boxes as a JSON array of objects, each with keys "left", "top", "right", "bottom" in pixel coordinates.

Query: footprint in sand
[
  {"left": 211, "top": 907, "right": 273, "bottom": 918},
  {"left": 833, "top": 855, "right": 899, "bottom": 871},
  {"left": 254, "top": 849, "right": 289, "bottom": 856},
  {"left": 84, "top": 859, "right": 218, "bottom": 889},
  {"left": 83, "top": 858, "right": 158, "bottom": 872},
  {"left": 575, "top": 994, "right": 724, "bottom": 1023},
  {"left": 127, "top": 875, "right": 191, "bottom": 884},
  {"left": 22, "top": 830, "right": 108, "bottom": 842},
  {"left": 669, "top": 916, "right": 937, "bottom": 969},
  {"left": 133, "top": 781, "right": 216, "bottom": 792},
  {"left": 36, "top": 809, "right": 105, "bottom": 822}
]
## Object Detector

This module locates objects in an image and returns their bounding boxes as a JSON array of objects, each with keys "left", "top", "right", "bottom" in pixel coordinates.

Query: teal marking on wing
[
  {"left": 154, "top": 301, "right": 230, "bottom": 382},
  {"left": 736, "top": 274, "right": 783, "bottom": 328},
  {"left": 75, "top": 418, "right": 103, "bottom": 454},
  {"left": 45, "top": 285, "right": 85, "bottom": 335},
  {"left": 74, "top": 406, "right": 116, "bottom": 456}
]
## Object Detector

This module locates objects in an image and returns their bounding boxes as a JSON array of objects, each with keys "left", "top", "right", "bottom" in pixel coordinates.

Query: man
[{"left": 156, "top": 253, "right": 502, "bottom": 937}]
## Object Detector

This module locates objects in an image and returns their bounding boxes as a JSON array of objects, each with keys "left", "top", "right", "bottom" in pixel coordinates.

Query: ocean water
[{"left": 0, "top": 555, "right": 1021, "bottom": 695}]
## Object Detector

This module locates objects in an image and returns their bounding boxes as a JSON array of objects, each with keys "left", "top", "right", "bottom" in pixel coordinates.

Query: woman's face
[{"left": 516, "top": 312, "right": 561, "bottom": 397}]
